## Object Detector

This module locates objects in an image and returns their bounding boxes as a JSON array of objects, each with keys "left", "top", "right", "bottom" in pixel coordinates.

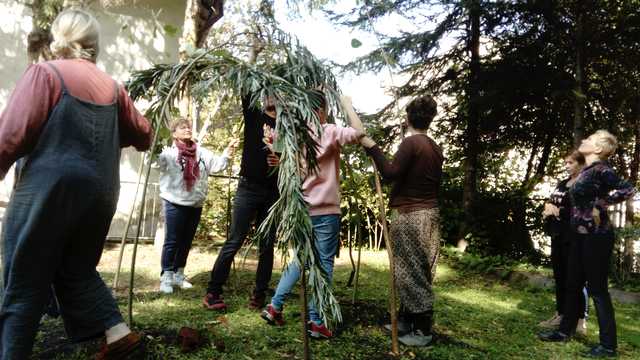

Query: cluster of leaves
[{"left": 127, "top": 30, "right": 350, "bottom": 325}]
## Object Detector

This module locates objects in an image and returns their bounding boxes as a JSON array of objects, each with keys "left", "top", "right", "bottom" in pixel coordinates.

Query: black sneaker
[
  {"left": 538, "top": 330, "right": 569, "bottom": 342},
  {"left": 584, "top": 345, "right": 617, "bottom": 358}
]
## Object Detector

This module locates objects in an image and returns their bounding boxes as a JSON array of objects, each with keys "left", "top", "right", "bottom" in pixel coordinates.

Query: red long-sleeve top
[{"left": 0, "top": 58, "right": 152, "bottom": 180}]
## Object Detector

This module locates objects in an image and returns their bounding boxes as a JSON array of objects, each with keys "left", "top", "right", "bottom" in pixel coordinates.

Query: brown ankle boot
[{"left": 95, "top": 332, "right": 144, "bottom": 360}]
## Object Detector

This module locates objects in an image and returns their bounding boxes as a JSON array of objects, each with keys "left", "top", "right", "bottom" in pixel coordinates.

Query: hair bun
[{"left": 50, "top": 9, "right": 100, "bottom": 61}]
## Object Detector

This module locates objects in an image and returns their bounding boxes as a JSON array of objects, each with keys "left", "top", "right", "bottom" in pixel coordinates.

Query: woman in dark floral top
[{"left": 540, "top": 130, "right": 636, "bottom": 358}]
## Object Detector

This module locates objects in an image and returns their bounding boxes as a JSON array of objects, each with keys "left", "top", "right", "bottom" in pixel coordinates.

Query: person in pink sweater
[{"left": 260, "top": 93, "right": 364, "bottom": 339}]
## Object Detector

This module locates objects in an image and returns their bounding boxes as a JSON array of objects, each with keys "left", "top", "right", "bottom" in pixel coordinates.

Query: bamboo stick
[
  {"left": 300, "top": 264, "right": 311, "bottom": 360},
  {"left": 112, "top": 158, "right": 144, "bottom": 291},
  {"left": 372, "top": 165, "right": 399, "bottom": 355},
  {"left": 352, "top": 225, "right": 362, "bottom": 305},
  {"left": 127, "top": 50, "right": 211, "bottom": 325}
]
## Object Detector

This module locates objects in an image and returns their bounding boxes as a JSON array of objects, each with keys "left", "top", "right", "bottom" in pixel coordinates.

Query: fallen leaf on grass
[{"left": 217, "top": 316, "right": 229, "bottom": 326}]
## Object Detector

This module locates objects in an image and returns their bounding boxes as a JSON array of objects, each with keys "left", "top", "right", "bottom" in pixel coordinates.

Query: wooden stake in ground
[
  {"left": 126, "top": 50, "right": 211, "bottom": 325},
  {"left": 352, "top": 224, "right": 362, "bottom": 305},
  {"left": 300, "top": 262, "right": 311, "bottom": 360},
  {"left": 112, "top": 159, "right": 144, "bottom": 291},
  {"left": 128, "top": 149, "right": 155, "bottom": 325},
  {"left": 372, "top": 164, "right": 399, "bottom": 355}
]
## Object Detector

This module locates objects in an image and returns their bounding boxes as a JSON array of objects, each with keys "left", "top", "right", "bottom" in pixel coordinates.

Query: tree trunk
[
  {"left": 26, "top": 0, "right": 60, "bottom": 64},
  {"left": 624, "top": 100, "right": 640, "bottom": 274},
  {"left": 179, "top": 0, "right": 224, "bottom": 58},
  {"left": 26, "top": 1, "right": 96, "bottom": 63},
  {"left": 572, "top": 5, "right": 586, "bottom": 146},
  {"left": 522, "top": 142, "right": 539, "bottom": 185},
  {"left": 533, "top": 131, "right": 554, "bottom": 182},
  {"left": 459, "top": 0, "right": 481, "bottom": 250},
  {"left": 178, "top": 0, "right": 224, "bottom": 118}
]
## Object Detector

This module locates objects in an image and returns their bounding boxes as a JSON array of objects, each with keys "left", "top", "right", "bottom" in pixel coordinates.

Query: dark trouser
[
  {"left": 399, "top": 303, "right": 433, "bottom": 335},
  {"left": 550, "top": 232, "right": 587, "bottom": 318},
  {"left": 270, "top": 215, "right": 340, "bottom": 324},
  {"left": 161, "top": 200, "right": 203, "bottom": 274},
  {"left": 207, "top": 177, "right": 277, "bottom": 296},
  {"left": 1, "top": 184, "right": 124, "bottom": 359},
  {"left": 559, "top": 233, "right": 616, "bottom": 349}
]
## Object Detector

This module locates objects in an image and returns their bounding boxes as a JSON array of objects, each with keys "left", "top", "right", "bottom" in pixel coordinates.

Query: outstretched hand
[
  {"left": 340, "top": 95, "right": 370, "bottom": 142},
  {"left": 542, "top": 203, "right": 560, "bottom": 218},
  {"left": 226, "top": 138, "right": 240, "bottom": 157},
  {"left": 360, "top": 136, "right": 376, "bottom": 149}
]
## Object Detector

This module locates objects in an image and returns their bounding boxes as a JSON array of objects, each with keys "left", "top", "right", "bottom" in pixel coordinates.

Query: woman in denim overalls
[{"left": 0, "top": 9, "right": 151, "bottom": 359}]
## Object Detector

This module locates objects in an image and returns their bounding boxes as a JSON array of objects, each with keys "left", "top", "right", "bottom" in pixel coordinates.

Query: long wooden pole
[
  {"left": 300, "top": 263, "right": 311, "bottom": 360},
  {"left": 112, "top": 159, "right": 145, "bottom": 290},
  {"left": 352, "top": 225, "right": 362, "bottom": 305},
  {"left": 127, "top": 150, "right": 155, "bottom": 325},
  {"left": 127, "top": 50, "right": 211, "bottom": 325},
  {"left": 372, "top": 164, "right": 399, "bottom": 355}
]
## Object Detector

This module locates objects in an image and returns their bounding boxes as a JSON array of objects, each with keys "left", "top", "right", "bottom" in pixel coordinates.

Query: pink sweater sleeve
[
  {"left": 327, "top": 124, "right": 360, "bottom": 147},
  {"left": 0, "top": 64, "right": 58, "bottom": 180}
]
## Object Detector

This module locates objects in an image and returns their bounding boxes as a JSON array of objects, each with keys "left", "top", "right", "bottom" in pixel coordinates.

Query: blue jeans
[
  {"left": 270, "top": 214, "right": 340, "bottom": 324},
  {"left": 161, "top": 200, "right": 203, "bottom": 274}
]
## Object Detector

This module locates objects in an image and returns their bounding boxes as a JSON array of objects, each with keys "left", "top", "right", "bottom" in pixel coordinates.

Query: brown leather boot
[{"left": 95, "top": 332, "right": 144, "bottom": 360}]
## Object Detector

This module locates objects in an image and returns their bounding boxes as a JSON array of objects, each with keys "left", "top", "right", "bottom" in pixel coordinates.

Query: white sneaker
[
  {"left": 576, "top": 318, "right": 587, "bottom": 336},
  {"left": 173, "top": 268, "right": 193, "bottom": 289},
  {"left": 538, "top": 313, "right": 562, "bottom": 329},
  {"left": 399, "top": 330, "right": 433, "bottom": 347},
  {"left": 160, "top": 271, "right": 174, "bottom": 294}
]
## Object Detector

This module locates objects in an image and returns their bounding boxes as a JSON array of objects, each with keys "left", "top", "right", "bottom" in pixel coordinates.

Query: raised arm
[
  {"left": 118, "top": 85, "right": 152, "bottom": 151},
  {"left": 206, "top": 138, "right": 238, "bottom": 175},
  {"left": 365, "top": 140, "right": 413, "bottom": 181}
]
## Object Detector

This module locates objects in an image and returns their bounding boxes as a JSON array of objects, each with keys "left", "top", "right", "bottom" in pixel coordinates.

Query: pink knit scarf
[{"left": 176, "top": 140, "right": 200, "bottom": 191}]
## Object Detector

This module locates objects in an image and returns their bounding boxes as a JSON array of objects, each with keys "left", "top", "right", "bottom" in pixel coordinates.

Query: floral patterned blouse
[{"left": 569, "top": 161, "right": 636, "bottom": 235}]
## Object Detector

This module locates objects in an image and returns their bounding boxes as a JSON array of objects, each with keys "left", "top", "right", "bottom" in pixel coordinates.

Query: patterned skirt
[{"left": 389, "top": 207, "right": 441, "bottom": 313}]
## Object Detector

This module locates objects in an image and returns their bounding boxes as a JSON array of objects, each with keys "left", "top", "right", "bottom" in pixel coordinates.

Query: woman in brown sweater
[{"left": 350, "top": 95, "right": 443, "bottom": 347}]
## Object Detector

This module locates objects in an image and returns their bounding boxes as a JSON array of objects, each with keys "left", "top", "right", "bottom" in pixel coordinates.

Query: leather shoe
[{"left": 538, "top": 330, "right": 569, "bottom": 342}]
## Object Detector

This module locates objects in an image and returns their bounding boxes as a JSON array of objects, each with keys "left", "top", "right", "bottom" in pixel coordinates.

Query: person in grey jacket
[{"left": 157, "top": 117, "right": 237, "bottom": 294}]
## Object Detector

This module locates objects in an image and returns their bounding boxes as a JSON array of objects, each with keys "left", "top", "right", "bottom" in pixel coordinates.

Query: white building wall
[{"left": 0, "top": 0, "right": 186, "bottom": 240}]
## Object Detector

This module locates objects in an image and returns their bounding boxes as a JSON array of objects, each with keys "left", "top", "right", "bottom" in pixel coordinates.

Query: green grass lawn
[{"left": 33, "top": 245, "right": 640, "bottom": 359}]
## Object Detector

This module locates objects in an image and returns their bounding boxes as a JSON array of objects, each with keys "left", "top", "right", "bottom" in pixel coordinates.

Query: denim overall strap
[
  {"left": 45, "top": 62, "right": 69, "bottom": 92},
  {"left": 0, "top": 62, "right": 123, "bottom": 359}
]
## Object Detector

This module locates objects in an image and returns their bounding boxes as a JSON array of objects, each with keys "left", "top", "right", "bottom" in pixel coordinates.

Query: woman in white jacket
[{"left": 157, "top": 118, "right": 236, "bottom": 294}]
